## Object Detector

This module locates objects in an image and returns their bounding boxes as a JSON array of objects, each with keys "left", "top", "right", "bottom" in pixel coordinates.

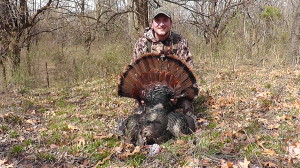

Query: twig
[{"left": 46, "top": 62, "right": 50, "bottom": 88}]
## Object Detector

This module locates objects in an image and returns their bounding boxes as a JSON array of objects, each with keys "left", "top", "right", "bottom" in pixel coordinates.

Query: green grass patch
[
  {"left": 0, "top": 125, "right": 9, "bottom": 133},
  {"left": 10, "top": 144, "right": 24, "bottom": 156},
  {"left": 24, "top": 139, "right": 32, "bottom": 146},
  {"left": 91, "top": 151, "right": 111, "bottom": 164},
  {"left": 208, "top": 141, "right": 224, "bottom": 154},
  {"left": 68, "top": 145, "right": 83, "bottom": 155},
  {"left": 296, "top": 74, "right": 300, "bottom": 85},
  {"left": 241, "top": 143, "right": 262, "bottom": 158},
  {"left": 10, "top": 130, "right": 20, "bottom": 138},
  {"left": 37, "top": 107, "right": 48, "bottom": 113},
  {"left": 70, "top": 117, "right": 81, "bottom": 123},
  {"left": 264, "top": 83, "right": 271, "bottom": 89},
  {"left": 245, "top": 120, "right": 261, "bottom": 134},
  {"left": 279, "top": 122, "right": 298, "bottom": 142},
  {"left": 19, "top": 88, "right": 30, "bottom": 95},
  {"left": 55, "top": 97, "right": 68, "bottom": 108},
  {"left": 179, "top": 134, "right": 195, "bottom": 142},
  {"left": 105, "top": 137, "right": 121, "bottom": 148},
  {"left": 5, "top": 115, "right": 23, "bottom": 125},
  {"left": 194, "top": 94, "right": 211, "bottom": 116},
  {"left": 49, "top": 123, "right": 69, "bottom": 132},
  {"left": 37, "top": 152, "right": 57, "bottom": 162},
  {"left": 81, "top": 91, "right": 90, "bottom": 98},
  {"left": 47, "top": 133, "right": 63, "bottom": 145},
  {"left": 85, "top": 140, "right": 105, "bottom": 157},
  {"left": 260, "top": 99, "right": 273, "bottom": 109},
  {"left": 126, "top": 154, "right": 146, "bottom": 167},
  {"left": 195, "top": 134, "right": 212, "bottom": 150},
  {"left": 208, "top": 122, "right": 218, "bottom": 129},
  {"left": 22, "top": 99, "right": 34, "bottom": 112}
]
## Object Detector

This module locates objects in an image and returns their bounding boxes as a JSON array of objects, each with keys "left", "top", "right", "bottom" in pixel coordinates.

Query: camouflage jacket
[{"left": 132, "top": 28, "right": 194, "bottom": 67}]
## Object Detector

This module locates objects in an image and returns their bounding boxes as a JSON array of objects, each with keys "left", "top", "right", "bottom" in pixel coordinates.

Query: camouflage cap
[{"left": 152, "top": 7, "right": 172, "bottom": 19}]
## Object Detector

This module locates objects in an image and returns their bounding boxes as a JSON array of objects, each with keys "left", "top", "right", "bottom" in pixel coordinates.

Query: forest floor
[{"left": 1, "top": 64, "right": 300, "bottom": 168}]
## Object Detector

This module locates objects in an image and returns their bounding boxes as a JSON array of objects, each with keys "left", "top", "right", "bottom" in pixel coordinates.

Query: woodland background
[
  {"left": 0, "top": 0, "right": 300, "bottom": 167},
  {"left": 0, "top": 0, "right": 300, "bottom": 89}
]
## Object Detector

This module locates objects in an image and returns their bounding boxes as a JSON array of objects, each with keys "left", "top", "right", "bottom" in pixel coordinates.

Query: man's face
[{"left": 151, "top": 14, "right": 172, "bottom": 37}]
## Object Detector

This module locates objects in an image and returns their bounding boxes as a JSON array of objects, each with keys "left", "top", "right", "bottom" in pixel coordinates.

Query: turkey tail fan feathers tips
[{"left": 118, "top": 53, "right": 199, "bottom": 101}]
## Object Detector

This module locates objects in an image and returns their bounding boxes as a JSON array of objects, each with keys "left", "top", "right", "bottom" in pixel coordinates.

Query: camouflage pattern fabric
[{"left": 132, "top": 28, "right": 194, "bottom": 67}]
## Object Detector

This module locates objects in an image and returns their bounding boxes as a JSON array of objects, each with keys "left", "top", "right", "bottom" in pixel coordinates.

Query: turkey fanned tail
[{"left": 117, "top": 53, "right": 199, "bottom": 145}]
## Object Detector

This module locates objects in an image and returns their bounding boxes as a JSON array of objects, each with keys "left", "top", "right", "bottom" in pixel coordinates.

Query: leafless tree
[
  {"left": 163, "top": 0, "right": 252, "bottom": 53},
  {"left": 133, "top": 0, "right": 149, "bottom": 32},
  {"left": 289, "top": 1, "right": 300, "bottom": 64},
  {"left": 0, "top": 0, "right": 136, "bottom": 80},
  {"left": 0, "top": 0, "right": 53, "bottom": 76}
]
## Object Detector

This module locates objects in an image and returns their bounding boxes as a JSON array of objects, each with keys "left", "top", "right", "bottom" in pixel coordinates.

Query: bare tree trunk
[
  {"left": 289, "top": 3, "right": 300, "bottom": 64},
  {"left": 0, "top": 39, "right": 7, "bottom": 87},
  {"left": 0, "top": 58, "right": 7, "bottom": 85},
  {"left": 81, "top": 0, "right": 85, "bottom": 15},
  {"left": 20, "top": 0, "right": 29, "bottom": 24},
  {"left": 10, "top": 38, "right": 21, "bottom": 72},
  {"left": 127, "top": 0, "right": 134, "bottom": 38},
  {"left": 134, "top": 0, "right": 149, "bottom": 32},
  {"left": 25, "top": 30, "right": 32, "bottom": 75}
]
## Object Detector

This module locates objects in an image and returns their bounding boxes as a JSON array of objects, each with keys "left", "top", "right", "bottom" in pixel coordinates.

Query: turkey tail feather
[{"left": 118, "top": 53, "right": 198, "bottom": 100}]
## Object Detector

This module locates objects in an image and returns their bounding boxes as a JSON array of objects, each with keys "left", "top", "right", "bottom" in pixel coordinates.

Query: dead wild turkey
[{"left": 118, "top": 53, "right": 198, "bottom": 145}]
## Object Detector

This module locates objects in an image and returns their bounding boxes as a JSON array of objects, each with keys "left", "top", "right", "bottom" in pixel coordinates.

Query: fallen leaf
[
  {"left": 201, "top": 158, "right": 212, "bottom": 166},
  {"left": 41, "top": 164, "right": 53, "bottom": 168},
  {"left": 262, "top": 161, "right": 277, "bottom": 168},
  {"left": 94, "top": 152, "right": 112, "bottom": 166},
  {"left": 257, "top": 140, "right": 265, "bottom": 148},
  {"left": 276, "top": 115, "right": 293, "bottom": 121},
  {"left": 25, "top": 119, "right": 37, "bottom": 125},
  {"left": 0, "top": 159, "right": 7, "bottom": 165},
  {"left": 74, "top": 137, "right": 86, "bottom": 147},
  {"left": 287, "top": 142, "right": 300, "bottom": 159},
  {"left": 222, "top": 131, "right": 233, "bottom": 137},
  {"left": 233, "top": 130, "right": 246, "bottom": 140},
  {"left": 38, "top": 127, "right": 47, "bottom": 132},
  {"left": 83, "top": 159, "right": 89, "bottom": 166},
  {"left": 118, "top": 146, "right": 141, "bottom": 160},
  {"left": 184, "top": 156, "right": 200, "bottom": 167},
  {"left": 262, "top": 149, "right": 276, "bottom": 156},
  {"left": 19, "top": 136, "right": 25, "bottom": 141},
  {"left": 22, "top": 164, "right": 34, "bottom": 167},
  {"left": 50, "top": 144, "right": 58, "bottom": 149},
  {"left": 267, "top": 123, "right": 280, "bottom": 130},
  {"left": 220, "top": 159, "right": 233, "bottom": 168},
  {"left": 227, "top": 161, "right": 234, "bottom": 168},
  {"left": 113, "top": 144, "right": 125, "bottom": 154},
  {"left": 4, "top": 164, "right": 14, "bottom": 168},
  {"left": 258, "top": 141, "right": 277, "bottom": 156},
  {"left": 175, "top": 139, "right": 186, "bottom": 145},
  {"left": 238, "top": 157, "right": 250, "bottom": 168},
  {"left": 130, "top": 145, "right": 141, "bottom": 155},
  {"left": 93, "top": 133, "right": 113, "bottom": 140},
  {"left": 198, "top": 118, "right": 208, "bottom": 123},
  {"left": 68, "top": 124, "right": 79, "bottom": 130}
]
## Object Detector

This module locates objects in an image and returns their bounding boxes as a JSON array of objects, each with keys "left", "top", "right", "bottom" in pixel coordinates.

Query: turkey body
[
  {"left": 120, "top": 85, "right": 194, "bottom": 146},
  {"left": 117, "top": 53, "right": 199, "bottom": 146}
]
